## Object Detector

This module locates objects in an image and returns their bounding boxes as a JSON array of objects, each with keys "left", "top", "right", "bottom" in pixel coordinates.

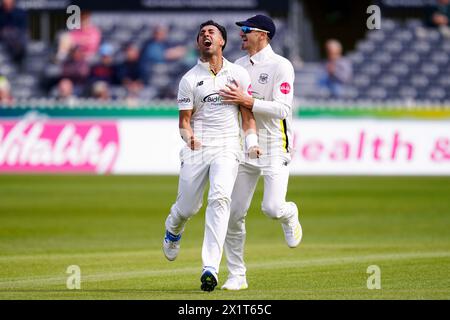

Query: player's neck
[
  {"left": 248, "top": 42, "right": 269, "bottom": 58},
  {"left": 200, "top": 54, "right": 223, "bottom": 75}
]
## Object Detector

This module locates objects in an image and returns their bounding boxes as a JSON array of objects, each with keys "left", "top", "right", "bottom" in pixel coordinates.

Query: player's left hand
[{"left": 248, "top": 146, "right": 263, "bottom": 159}]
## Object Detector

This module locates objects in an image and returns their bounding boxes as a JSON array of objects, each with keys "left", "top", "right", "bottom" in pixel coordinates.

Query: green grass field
[{"left": 0, "top": 175, "right": 449, "bottom": 300}]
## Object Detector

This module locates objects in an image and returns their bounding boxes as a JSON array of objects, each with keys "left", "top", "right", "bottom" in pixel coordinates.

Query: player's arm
[
  {"left": 179, "top": 110, "right": 201, "bottom": 150},
  {"left": 239, "top": 106, "right": 262, "bottom": 158},
  {"left": 219, "top": 62, "right": 294, "bottom": 120},
  {"left": 219, "top": 66, "right": 254, "bottom": 110},
  {"left": 239, "top": 69, "right": 262, "bottom": 158},
  {"left": 219, "top": 83, "right": 254, "bottom": 109},
  {"left": 177, "top": 77, "right": 201, "bottom": 150},
  {"left": 250, "top": 61, "right": 294, "bottom": 119}
]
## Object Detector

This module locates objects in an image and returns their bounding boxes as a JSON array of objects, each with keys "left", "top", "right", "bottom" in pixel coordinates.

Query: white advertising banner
[
  {"left": 112, "top": 118, "right": 450, "bottom": 175},
  {"left": 113, "top": 119, "right": 184, "bottom": 174},
  {"left": 288, "top": 119, "right": 450, "bottom": 175},
  {"left": 1, "top": 116, "right": 449, "bottom": 175}
]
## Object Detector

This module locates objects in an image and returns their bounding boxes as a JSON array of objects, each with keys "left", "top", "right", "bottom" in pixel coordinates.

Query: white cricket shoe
[
  {"left": 221, "top": 275, "right": 248, "bottom": 291},
  {"left": 281, "top": 204, "right": 302, "bottom": 248},
  {"left": 163, "top": 230, "right": 181, "bottom": 261}
]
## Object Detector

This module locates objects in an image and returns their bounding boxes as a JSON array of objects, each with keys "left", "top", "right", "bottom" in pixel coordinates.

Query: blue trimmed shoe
[
  {"left": 163, "top": 230, "right": 181, "bottom": 261},
  {"left": 200, "top": 269, "right": 218, "bottom": 292}
]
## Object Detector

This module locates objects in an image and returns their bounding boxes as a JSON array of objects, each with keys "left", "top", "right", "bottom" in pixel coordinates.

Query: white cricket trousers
[
  {"left": 224, "top": 157, "right": 298, "bottom": 277},
  {"left": 165, "top": 145, "right": 240, "bottom": 275}
]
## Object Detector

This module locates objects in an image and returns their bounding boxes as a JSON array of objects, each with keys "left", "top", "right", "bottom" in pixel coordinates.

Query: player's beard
[
  {"left": 201, "top": 49, "right": 213, "bottom": 59},
  {"left": 200, "top": 46, "right": 221, "bottom": 62}
]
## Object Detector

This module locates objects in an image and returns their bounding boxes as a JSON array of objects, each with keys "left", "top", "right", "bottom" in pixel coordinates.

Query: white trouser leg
[
  {"left": 165, "top": 149, "right": 209, "bottom": 235},
  {"left": 224, "top": 163, "right": 260, "bottom": 277},
  {"left": 261, "top": 158, "right": 297, "bottom": 222},
  {"left": 201, "top": 151, "right": 240, "bottom": 275}
]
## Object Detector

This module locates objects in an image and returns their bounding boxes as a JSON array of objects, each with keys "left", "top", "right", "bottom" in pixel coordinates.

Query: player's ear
[{"left": 260, "top": 32, "right": 266, "bottom": 41}]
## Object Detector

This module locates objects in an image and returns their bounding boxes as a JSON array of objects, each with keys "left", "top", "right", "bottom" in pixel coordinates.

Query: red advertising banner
[{"left": 0, "top": 115, "right": 120, "bottom": 174}]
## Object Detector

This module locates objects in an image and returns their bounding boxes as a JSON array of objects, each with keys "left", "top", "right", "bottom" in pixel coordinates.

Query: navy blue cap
[{"left": 236, "top": 14, "right": 276, "bottom": 39}]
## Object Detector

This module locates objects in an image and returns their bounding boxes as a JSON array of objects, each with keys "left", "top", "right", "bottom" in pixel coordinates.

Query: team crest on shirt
[
  {"left": 227, "top": 76, "right": 238, "bottom": 87},
  {"left": 258, "top": 73, "right": 269, "bottom": 84}
]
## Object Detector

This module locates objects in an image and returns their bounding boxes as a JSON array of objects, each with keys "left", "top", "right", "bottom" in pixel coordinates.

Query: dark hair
[{"left": 197, "top": 20, "right": 227, "bottom": 50}]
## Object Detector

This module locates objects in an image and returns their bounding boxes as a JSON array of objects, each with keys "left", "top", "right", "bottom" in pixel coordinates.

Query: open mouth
[{"left": 204, "top": 39, "right": 212, "bottom": 47}]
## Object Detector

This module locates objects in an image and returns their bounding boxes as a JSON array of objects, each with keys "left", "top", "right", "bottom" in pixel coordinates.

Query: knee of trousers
[
  {"left": 261, "top": 201, "right": 284, "bottom": 220},
  {"left": 174, "top": 201, "right": 202, "bottom": 219},
  {"left": 227, "top": 211, "right": 246, "bottom": 235},
  {"left": 207, "top": 195, "right": 231, "bottom": 212}
]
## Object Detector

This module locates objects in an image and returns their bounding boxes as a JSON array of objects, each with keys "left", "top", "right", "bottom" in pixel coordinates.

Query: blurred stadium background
[
  {"left": 0, "top": 0, "right": 449, "bottom": 300},
  {"left": 0, "top": 0, "right": 450, "bottom": 106}
]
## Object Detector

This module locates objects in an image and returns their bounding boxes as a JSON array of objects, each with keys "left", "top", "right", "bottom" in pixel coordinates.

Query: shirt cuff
[{"left": 178, "top": 105, "right": 193, "bottom": 110}]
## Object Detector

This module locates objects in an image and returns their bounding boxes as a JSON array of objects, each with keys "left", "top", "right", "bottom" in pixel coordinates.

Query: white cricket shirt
[
  {"left": 235, "top": 44, "right": 295, "bottom": 159},
  {"left": 177, "top": 58, "right": 252, "bottom": 148}
]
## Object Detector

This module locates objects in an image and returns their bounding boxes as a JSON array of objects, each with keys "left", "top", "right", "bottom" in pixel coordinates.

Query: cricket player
[
  {"left": 219, "top": 15, "right": 302, "bottom": 290},
  {"left": 162, "top": 20, "right": 262, "bottom": 292}
]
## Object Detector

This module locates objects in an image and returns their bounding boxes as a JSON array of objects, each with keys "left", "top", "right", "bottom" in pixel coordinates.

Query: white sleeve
[
  {"left": 236, "top": 67, "right": 253, "bottom": 98},
  {"left": 177, "top": 77, "right": 194, "bottom": 110},
  {"left": 252, "top": 60, "right": 294, "bottom": 119}
]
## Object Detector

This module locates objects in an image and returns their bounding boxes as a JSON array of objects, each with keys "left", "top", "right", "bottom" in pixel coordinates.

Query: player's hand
[
  {"left": 219, "top": 83, "right": 240, "bottom": 102},
  {"left": 188, "top": 136, "right": 202, "bottom": 150},
  {"left": 248, "top": 146, "right": 263, "bottom": 159},
  {"left": 219, "top": 84, "right": 254, "bottom": 109}
]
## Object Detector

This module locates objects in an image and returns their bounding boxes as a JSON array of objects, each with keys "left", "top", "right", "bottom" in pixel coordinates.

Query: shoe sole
[
  {"left": 200, "top": 272, "right": 217, "bottom": 292},
  {"left": 221, "top": 284, "right": 248, "bottom": 291}
]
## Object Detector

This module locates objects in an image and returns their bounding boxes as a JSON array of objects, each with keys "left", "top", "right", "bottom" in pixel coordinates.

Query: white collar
[
  {"left": 248, "top": 44, "right": 274, "bottom": 65},
  {"left": 197, "top": 57, "right": 229, "bottom": 74}
]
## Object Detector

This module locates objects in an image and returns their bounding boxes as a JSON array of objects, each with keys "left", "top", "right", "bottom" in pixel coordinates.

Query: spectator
[
  {"left": 89, "top": 43, "right": 116, "bottom": 84},
  {"left": 91, "top": 81, "right": 110, "bottom": 101},
  {"left": 0, "top": 75, "right": 14, "bottom": 104},
  {"left": 0, "top": 0, "right": 27, "bottom": 67},
  {"left": 55, "top": 78, "right": 76, "bottom": 105},
  {"left": 56, "top": 11, "right": 101, "bottom": 62},
  {"left": 319, "top": 39, "right": 352, "bottom": 97},
  {"left": 426, "top": 0, "right": 450, "bottom": 37},
  {"left": 116, "top": 43, "right": 144, "bottom": 99},
  {"left": 140, "top": 25, "right": 187, "bottom": 80},
  {"left": 62, "top": 45, "right": 90, "bottom": 94}
]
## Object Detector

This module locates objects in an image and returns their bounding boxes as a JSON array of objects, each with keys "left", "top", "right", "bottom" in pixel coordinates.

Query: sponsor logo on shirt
[
  {"left": 196, "top": 81, "right": 204, "bottom": 87},
  {"left": 178, "top": 97, "right": 191, "bottom": 104},
  {"left": 280, "top": 82, "right": 291, "bottom": 94},
  {"left": 247, "top": 84, "right": 253, "bottom": 96},
  {"left": 202, "top": 92, "right": 223, "bottom": 104}
]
